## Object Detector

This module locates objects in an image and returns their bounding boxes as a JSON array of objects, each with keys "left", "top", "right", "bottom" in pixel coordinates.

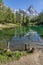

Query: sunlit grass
[
  {"left": 0, "top": 23, "right": 19, "bottom": 29},
  {"left": 0, "top": 50, "right": 28, "bottom": 63}
]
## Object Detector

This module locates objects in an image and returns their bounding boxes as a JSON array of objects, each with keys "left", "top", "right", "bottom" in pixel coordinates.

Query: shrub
[{"left": 0, "top": 55, "right": 8, "bottom": 63}]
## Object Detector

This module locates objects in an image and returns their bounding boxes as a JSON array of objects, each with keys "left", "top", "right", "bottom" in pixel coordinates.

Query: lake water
[
  {"left": 0, "top": 25, "right": 43, "bottom": 49},
  {"left": 11, "top": 26, "right": 43, "bottom": 47},
  {"left": 12, "top": 29, "right": 43, "bottom": 45}
]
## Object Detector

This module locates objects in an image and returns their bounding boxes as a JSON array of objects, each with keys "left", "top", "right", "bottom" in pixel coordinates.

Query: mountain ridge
[{"left": 13, "top": 5, "right": 38, "bottom": 17}]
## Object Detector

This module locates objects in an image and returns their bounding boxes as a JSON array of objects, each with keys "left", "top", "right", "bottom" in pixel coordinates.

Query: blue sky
[{"left": 3, "top": 0, "right": 43, "bottom": 13}]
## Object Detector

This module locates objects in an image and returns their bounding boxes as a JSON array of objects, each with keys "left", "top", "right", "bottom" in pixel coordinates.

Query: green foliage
[
  {"left": 4, "top": 8, "right": 15, "bottom": 23},
  {"left": 0, "top": 3, "right": 30, "bottom": 26},
  {"left": 0, "top": 0, "right": 3, "bottom": 5},
  {"left": 25, "top": 16, "right": 30, "bottom": 25},
  {"left": 0, "top": 50, "right": 27, "bottom": 63},
  {"left": 37, "top": 12, "right": 43, "bottom": 25},
  {"left": 0, "top": 10, "right": 5, "bottom": 23},
  {"left": 0, "top": 5, "right": 15, "bottom": 24},
  {"left": 0, "top": 48, "right": 35, "bottom": 63},
  {"left": 12, "top": 51, "right": 27, "bottom": 60},
  {"left": 30, "top": 11, "right": 43, "bottom": 25},
  {"left": 22, "top": 15, "right": 30, "bottom": 26},
  {"left": 0, "top": 0, "right": 2, "bottom": 3},
  {"left": 0, "top": 55, "right": 8, "bottom": 63}
]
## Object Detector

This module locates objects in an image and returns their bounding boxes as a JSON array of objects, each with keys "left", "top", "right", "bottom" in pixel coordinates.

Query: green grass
[
  {"left": 0, "top": 48, "right": 34, "bottom": 63},
  {"left": 12, "top": 51, "right": 27, "bottom": 60},
  {"left": 0, "top": 50, "right": 27, "bottom": 63}
]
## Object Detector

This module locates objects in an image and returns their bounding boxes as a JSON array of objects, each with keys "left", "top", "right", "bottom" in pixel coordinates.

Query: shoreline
[{"left": 0, "top": 48, "right": 43, "bottom": 65}]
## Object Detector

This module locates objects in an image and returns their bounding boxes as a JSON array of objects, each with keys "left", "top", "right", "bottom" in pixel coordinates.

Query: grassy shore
[
  {"left": 0, "top": 23, "right": 19, "bottom": 29},
  {"left": 0, "top": 48, "right": 43, "bottom": 65},
  {"left": 0, "top": 49, "right": 34, "bottom": 63}
]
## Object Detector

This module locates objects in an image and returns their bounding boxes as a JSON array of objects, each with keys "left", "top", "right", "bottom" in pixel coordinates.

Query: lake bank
[{"left": 0, "top": 48, "right": 43, "bottom": 65}]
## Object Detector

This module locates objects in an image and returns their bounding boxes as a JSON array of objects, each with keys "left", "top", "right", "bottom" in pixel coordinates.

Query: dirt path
[{"left": 0, "top": 50, "right": 43, "bottom": 65}]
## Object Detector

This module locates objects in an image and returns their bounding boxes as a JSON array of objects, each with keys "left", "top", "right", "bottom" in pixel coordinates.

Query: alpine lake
[{"left": 0, "top": 25, "right": 43, "bottom": 49}]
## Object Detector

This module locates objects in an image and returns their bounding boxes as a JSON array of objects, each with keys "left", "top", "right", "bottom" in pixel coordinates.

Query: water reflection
[
  {"left": 14, "top": 26, "right": 30, "bottom": 37},
  {"left": 25, "top": 30, "right": 41, "bottom": 42},
  {"left": 12, "top": 29, "right": 41, "bottom": 44}
]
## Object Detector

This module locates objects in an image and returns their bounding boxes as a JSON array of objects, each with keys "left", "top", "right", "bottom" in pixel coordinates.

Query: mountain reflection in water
[{"left": 12, "top": 30, "right": 43, "bottom": 45}]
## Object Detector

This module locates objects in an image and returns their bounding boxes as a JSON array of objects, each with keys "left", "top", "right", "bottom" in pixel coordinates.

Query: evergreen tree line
[
  {"left": 30, "top": 12, "right": 43, "bottom": 25},
  {"left": 0, "top": 5, "right": 30, "bottom": 25}
]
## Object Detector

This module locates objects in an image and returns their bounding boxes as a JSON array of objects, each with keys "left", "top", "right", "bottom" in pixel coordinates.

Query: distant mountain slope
[
  {"left": 27, "top": 5, "right": 38, "bottom": 15},
  {"left": 14, "top": 5, "right": 38, "bottom": 17}
]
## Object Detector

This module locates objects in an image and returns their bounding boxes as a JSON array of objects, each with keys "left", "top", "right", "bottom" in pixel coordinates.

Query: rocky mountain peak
[{"left": 27, "top": 5, "right": 38, "bottom": 14}]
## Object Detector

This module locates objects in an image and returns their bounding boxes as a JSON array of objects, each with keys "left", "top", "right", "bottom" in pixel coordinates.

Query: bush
[
  {"left": 12, "top": 51, "right": 27, "bottom": 60},
  {"left": 0, "top": 55, "right": 8, "bottom": 63},
  {"left": 13, "top": 51, "right": 22, "bottom": 60},
  {"left": 5, "top": 51, "right": 13, "bottom": 57}
]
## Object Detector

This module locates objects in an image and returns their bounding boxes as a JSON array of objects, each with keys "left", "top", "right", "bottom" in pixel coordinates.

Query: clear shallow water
[
  {"left": 9, "top": 26, "right": 43, "bottom": 46},
  {"left": 12, "top": 30, "right": 43, "bottom": 46}
]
